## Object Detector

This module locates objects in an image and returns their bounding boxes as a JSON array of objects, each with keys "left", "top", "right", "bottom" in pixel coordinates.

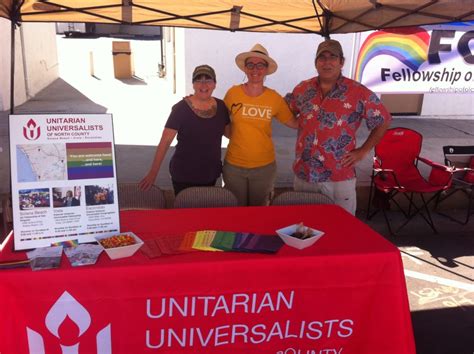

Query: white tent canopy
[
  {"left": 1, "top": 0, "right": 474, "bottom": 35},
  {"left": 1, "top": 0, "right": 473, "bottom": 112}
]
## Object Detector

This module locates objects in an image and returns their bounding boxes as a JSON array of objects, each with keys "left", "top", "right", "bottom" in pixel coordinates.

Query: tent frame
[{"left": 4, "top": 0, "right": 474, "bottom": 112}]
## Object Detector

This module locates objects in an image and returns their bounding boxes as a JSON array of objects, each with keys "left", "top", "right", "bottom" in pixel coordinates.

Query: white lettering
[
  {"left": 337, "top": 319, "right": 353, "bottom": 337},
  {"left": 214, "top": 325, "right": 230, "bottom": 346},
  {"left": 256, "top": 292, "right": 275, "bottom": 312},
  {"left": 277, "top": 290, "right": 294, "bottom": 310},
  {"left": 324, "top": 319, "right": 338, "bottom": 338},
  {"left": 168, "top": 328, "right": 186, "bottom": 347},
  {"left": 249, "top": 324, "right": 267, "bottom": 344},
  {"left": 266, "top": 321, "right": 284, "bottom": 341},
  {"left": 211, "top": 295, "right": 230, "bottom": 316},
  {"left": 146, "top": 329, "right": 164, "bottom": 349},
  {"left": 146, "top": 299, "right": 165, "bottom": 319},
  {"left": 169, "top": 297, "right": 187, "bottom": 317},
  {"left": 231, "top": 324, "right": 249, "bottom": 343},
  {"left": 284, "top": 319, "right": 298, "bottom": 338},
  {"left": 242, "top": 105, "right": 272, "bottom": 120},
  {"left": 197, "top": 296, "right": 215, "bottom": 316},
  {"left": 307, "top": 321, "right": 323, "bottom": 339},
  {"left": 231, "top": 293, "right": 249, "bottom": 313},
  {"left": 195, "top": 327, "right": 214, "bottom": 346},
  {"left": 144, "top": 291, "right": 354, "bottom": 350}
]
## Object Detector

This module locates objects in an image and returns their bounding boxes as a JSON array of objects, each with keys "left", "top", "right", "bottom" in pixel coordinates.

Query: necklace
[{"left": 185, "top": 96, "right": 217, "bottom": 118}]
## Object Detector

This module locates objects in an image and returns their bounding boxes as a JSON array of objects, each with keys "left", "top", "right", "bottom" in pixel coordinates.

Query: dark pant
[{"left": 172, "top": 179, "right": 217, "bottom": 196}]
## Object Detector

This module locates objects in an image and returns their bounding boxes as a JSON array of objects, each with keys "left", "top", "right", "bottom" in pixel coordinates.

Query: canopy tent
[
  {"left": 1, "top": 0, "right": 474, "bottom": 111},
  {"left": 1, "top": 0, "right": 474, "bottom": 36}
]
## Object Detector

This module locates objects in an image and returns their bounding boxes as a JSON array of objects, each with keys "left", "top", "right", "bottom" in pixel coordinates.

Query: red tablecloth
[{"left": 0, "top": 205, "right": 415, "bottom": 354}]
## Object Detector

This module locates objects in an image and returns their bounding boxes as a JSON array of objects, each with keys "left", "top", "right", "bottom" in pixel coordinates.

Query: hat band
[{"left": 251, "top": 50, "right": 267, "bottom": 56}]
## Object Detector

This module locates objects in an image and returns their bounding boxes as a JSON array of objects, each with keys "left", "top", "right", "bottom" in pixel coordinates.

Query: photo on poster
[
  {"left": 16, "top": 144, "right": 66, "bottom": 182},
  {"left": 18, "top": 188, "right": 51, "bottom": 210},
  {"left": 52, "top": 186, "right": 82, "bottom": 208},
  {"left": 67, "top": 142, "right": 114, "bottom": 180},
  {"left": 85, "top": 184, "right": 115, "bottom": 206}
]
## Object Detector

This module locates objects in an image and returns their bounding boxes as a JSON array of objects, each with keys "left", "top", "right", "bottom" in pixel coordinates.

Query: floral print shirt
[{"left": 286, "top": 76, "right": 391, "bottom": 182}]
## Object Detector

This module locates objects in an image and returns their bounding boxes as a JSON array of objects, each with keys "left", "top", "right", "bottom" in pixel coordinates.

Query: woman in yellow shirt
[{"left": 224, "top": 44, "right": 297, "bottom": 206}]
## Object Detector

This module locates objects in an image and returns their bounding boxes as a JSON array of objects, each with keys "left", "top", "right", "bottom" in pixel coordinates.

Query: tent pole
[
  {"left": 172, "top": 27, "right": 176, "bottom": 94},
  {"left": 10, "top": 20, "right": 16, "bottom": 114},
  {"left": 158, "top": 29, "right": 166, "bottom": 78}
]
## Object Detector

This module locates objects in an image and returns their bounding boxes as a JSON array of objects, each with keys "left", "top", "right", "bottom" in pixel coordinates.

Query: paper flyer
[{"left": 9, "top": 114, "right": 120, "bottom": 250}]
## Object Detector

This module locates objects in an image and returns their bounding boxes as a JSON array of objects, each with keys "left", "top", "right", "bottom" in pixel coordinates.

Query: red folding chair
[
  {"left": 435, "top": 145, "right": 474, "bottom": 224},
  {"left": 367, "top": 128, "right": 453, "bottom": 235}
]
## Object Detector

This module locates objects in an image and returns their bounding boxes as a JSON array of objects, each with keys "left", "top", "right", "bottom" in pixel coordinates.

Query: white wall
[
  {"left": 421, "top": 94, "right": 474, "bottom": 117},
  {"left": 0, "top": 18, "right": 25, "bottom": 111},
  {"left": 0, "top": 20, "right": 58, "bottom": 112},
  {"left": 183, "top": 29, "right": 473, "bottom": 118},
  {"left": 21, "top": 24, "right": 59, "bottom": 100},
  {"left": 174, "top": 27, "right": 187, "bottom": 98},
  {"left": 183, "top": 29, "right": 355, "bottom": 99},
  {"left": 0, "top": 18, "right": 8, "bottom": 111},
  {"left": 0, "top": 18, "right": 10, "bottom": 111}
]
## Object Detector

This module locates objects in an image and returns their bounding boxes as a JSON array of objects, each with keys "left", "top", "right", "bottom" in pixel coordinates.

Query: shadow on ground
[
  {"left": 14, "top": 78, "right": 107, "bottom": 114},
  {"left": 412, "top": 306, "right": 474, "bottom": 354},
  {"left": 359, "top": 209, "right": 473, "bottom": 276},
  {"left": 358, "top": 207, "right": 473, "bottom": 354},
  {"left": 118, "top": 76, "right": 148, "bottom": 85}
]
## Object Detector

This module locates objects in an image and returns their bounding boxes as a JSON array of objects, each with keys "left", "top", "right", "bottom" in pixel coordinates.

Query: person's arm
[
  {"left": 224, "top": 123, "right": 231, "bottom": 139},
  {"left": 342, "top": 119, "right": 390, "bottom": 168},
  {"left": 284, "top": 116, "right": 298, "bottom": 129},
  {"left": 139, "top": 128, "right": 177, "bottom": 191},
  {"left": 278, "top": 93, "right": 298, "bottom": 129}
]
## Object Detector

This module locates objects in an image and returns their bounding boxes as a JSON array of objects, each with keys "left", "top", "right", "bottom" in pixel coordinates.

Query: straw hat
[{"left": 235, "top": 43, "right": 278, "bottom": 75}]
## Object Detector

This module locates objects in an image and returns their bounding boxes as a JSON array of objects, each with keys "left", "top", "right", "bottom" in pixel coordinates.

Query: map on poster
[
  {"left": 17, "top": 144, "right": 67, "bottom": 182},
  {"left": 9, "top": 114, "right": 120, "bottom": 250}
]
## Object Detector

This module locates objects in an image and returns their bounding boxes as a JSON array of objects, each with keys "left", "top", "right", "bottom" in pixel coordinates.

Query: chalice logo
[
  {"left": 26, "top": 291, "right": 112, "bottom": 353},
  {"left": 23, "top": 119, "right": 41, "bottom": 140}
]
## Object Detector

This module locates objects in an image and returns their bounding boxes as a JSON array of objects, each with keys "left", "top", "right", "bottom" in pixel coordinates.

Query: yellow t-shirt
[{"left": 224, "top": 85, "right": 294, "bottom": 168}]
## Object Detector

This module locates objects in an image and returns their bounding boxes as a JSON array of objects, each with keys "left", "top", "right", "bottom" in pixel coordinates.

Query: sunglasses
[{"left": 245, "top": 62, "right": 268, "bottom": 70}]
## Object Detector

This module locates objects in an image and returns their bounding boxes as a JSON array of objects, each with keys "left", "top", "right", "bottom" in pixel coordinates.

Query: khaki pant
[
  {"left": 294, "top": 176, "right": 357, "bottom": 215},
  {"left": 223, "top": 161, "right": 276, "bottom": 206}
]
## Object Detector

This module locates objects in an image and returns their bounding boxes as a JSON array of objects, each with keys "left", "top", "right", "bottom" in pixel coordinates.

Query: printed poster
[
  {"left": 354, "top": 21, "right": 474, "bottom": 93},
  {"left": 9, "top": 114, "right": 120, "bottom": 250}
]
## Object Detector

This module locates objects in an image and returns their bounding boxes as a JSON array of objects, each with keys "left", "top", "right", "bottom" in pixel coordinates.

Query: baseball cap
[
  {"left": 192, "top": 65, "right": 216, "bottom": 82},
  {"left": 316, "top": 39, "right": 344, "bottom": 58}
]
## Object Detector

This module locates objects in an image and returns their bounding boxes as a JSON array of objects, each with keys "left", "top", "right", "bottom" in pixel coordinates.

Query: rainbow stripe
[
  {"left": 66, "top": 142, "right": 114, "bottom": 180},
  {"left": 51, "top": 239, "right": 79, "bottom": 248},
  {"left": 355, "top": 27, "right": 430, "bottom": 82}
]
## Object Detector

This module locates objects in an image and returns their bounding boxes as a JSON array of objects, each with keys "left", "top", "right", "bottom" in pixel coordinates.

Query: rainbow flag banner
[
  {"left": 66, "top": 142, "right": 114, "bottom": 180},
  {"left": 354, "top": 22, "right": 474, "bottom": 94}
]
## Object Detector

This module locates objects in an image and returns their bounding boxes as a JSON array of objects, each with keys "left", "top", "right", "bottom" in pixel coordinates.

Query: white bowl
[
  {"left": 95, "top": 232, "right": 143, "bottom": 260},
  {"left": 276, "top": 224, "right": 325, "bottom": 250}
]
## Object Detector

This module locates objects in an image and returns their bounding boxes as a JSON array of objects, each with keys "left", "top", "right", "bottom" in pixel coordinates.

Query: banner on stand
[
  {"left": 9, "top": 114, "right": 120, "bottom": 250},
  {"left": 354, "top": 22, "right": 474, "bottom": 94}
]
